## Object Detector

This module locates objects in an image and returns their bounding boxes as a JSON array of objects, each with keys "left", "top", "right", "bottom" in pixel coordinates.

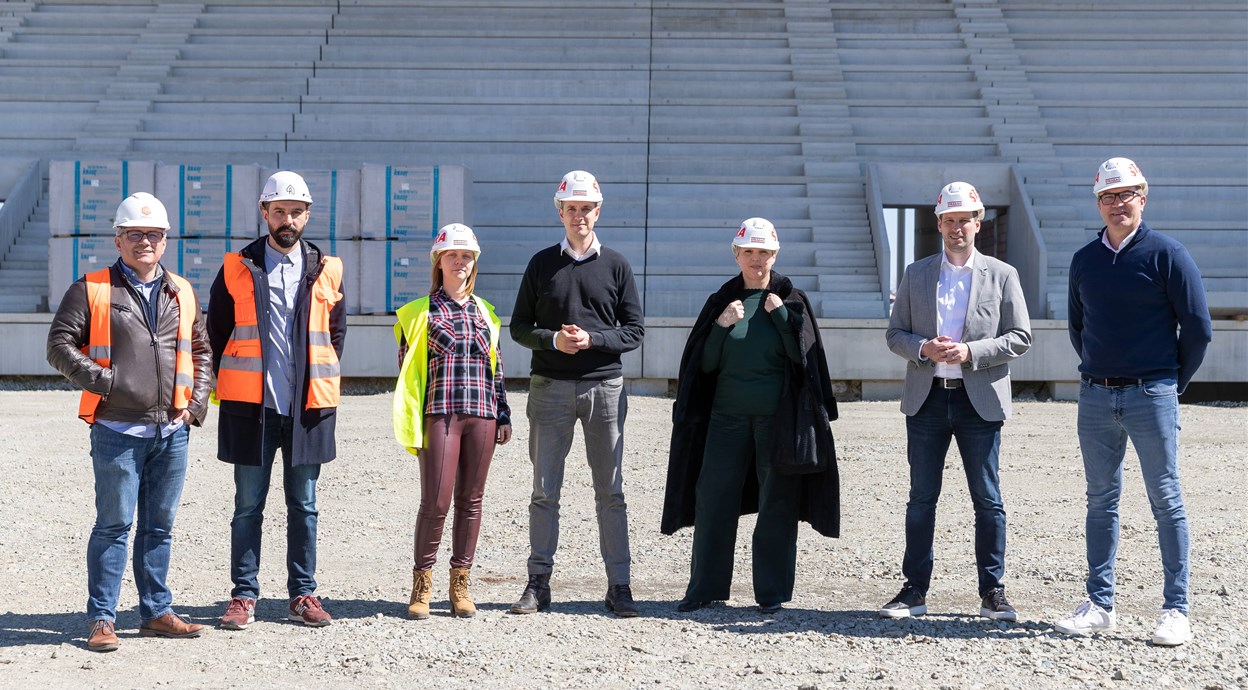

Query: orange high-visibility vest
[
  {"left": 78, "top": 267, "right": 198, "bottom": 424},
  {"left": 216, "top": 252, "right": 343, "bottom": 409}
]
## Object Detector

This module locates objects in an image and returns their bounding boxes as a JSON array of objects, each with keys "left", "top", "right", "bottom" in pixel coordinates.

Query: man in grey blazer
[{"left": 881, "top": 181, "right": 1032, "bottom": 621}]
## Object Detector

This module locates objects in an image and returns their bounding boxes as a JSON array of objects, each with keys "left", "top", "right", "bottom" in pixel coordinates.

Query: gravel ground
[{"left": 0, "top": 389, "right": 1244, "bottom": 689}]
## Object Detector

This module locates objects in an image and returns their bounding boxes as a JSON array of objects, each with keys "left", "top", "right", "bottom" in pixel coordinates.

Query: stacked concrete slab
[
  {"left": 258, "top": 166, "right": 363, "bottom": 315},
  {"left": 47, "top": 160, "right": 159, "bottom": 311},
  {"left": 152, "top": 162, "right": 260, "bottom": 310},
  {"left": 358, "top": 164, "right": 472, "bottom": 314}
]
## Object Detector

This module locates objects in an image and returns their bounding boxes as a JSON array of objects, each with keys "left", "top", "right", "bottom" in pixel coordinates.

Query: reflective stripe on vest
[
  {"left": 216, "top": 252, "right": 343, "bottom": 409},
  {"left": 77, "top": 267, "right": 198, "bottom": 424},
  {"left": 307, "top": 256, "right": 344, "bottom": 409}
]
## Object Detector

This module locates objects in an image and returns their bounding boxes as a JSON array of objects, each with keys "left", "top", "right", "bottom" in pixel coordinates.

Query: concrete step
[
  {"left": 0, "top": 293, "right": 44, "bottom": 313},
  {"left": 820, "top": 294, "right": 888, "bottom": 319},
  {"left": 1, "top": 259, "right": 47, "bottom": 271},
  {"left": 0, "top": 271, "right": 47, "bottom": 288},
  {"left": 7, "top": 243, "right": 49, "bottom": 261}
]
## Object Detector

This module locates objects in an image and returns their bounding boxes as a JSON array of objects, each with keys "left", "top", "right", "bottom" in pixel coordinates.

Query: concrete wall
[{"left": 10, "top": 315, "right": 1245, "bottom": 401}]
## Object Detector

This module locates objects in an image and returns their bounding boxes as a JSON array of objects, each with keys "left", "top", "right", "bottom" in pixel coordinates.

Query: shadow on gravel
[
  {"left": 637, "top": 604, "right": 1057, "bottom": 641},
  {"left": 0, "top": 611, "right": 81, "bottom": 648}
]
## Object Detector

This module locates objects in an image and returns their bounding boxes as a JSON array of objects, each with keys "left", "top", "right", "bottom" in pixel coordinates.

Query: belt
[
  {"left": 933, "top": 377, "right": 963, "bottom": 389},
  {"left": 1082, "top": 375, "right": 1145, "bottom": 388}
]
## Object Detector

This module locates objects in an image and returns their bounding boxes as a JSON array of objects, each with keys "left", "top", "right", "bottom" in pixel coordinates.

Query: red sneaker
[
  {"left": 219, "top": 597, "right": 256, "bottom": 630},
  {"left": 288, "top": 594, "right": 332, "bottom": 627}
]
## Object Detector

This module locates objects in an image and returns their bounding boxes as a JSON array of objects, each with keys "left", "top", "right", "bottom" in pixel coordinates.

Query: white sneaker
[
  {"left": 1151, "top": 609, "right": 1193, "bottom": 646},
  {"left": 1054, "top": 599, "right": 1116, "bottom": 635}
]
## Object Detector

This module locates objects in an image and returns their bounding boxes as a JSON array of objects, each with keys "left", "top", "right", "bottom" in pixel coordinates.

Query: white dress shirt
[
  {"left": 559, "top": 233, "right": 602, "bottom": 263},
  {"left": 933, "top": 249, "right": 976, "bottom": 379}
]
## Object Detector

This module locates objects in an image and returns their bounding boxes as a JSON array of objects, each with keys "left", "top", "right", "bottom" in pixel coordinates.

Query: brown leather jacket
[{"left": 47, "top": 260, "right": 213, "bottom": 425}]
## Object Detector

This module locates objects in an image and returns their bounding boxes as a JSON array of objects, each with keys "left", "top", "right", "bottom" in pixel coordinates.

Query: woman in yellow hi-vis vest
[{"left": 393, "top": 223, "right": 511, "bottom": 620}]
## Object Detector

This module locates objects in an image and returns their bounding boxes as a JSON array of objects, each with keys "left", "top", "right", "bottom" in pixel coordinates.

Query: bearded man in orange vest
[
  {"left": 207, "top": 171, "right": 347, "bottom": 630},
  {"left": 47, "top": 192, "right": 212, "bottom": 652}
]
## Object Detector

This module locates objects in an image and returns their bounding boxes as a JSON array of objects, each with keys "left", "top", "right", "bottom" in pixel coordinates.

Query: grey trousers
[{"left": 525, "top": 375, "right": 631, "bottom": 585}]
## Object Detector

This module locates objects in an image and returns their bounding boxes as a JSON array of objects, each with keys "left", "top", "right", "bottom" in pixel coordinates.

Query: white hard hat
[
  {"left": 1093, "top": 157, "right": 1147, "bottom": 195},
  {"left": 732, "top": 217, "right": 780, "bottom": 251},
  {"left": 553, "top": 170, "right": 603, "bottom": 208},
  {"left": 934, "top": 182, "right": 985, "bottom": 216},
  {"left": 260, "top": 170, "right": 313, "bottom": 205},
  {"left": 113, "top": 192, "right": 170, "bottom": 231},
  {"left": 429, "top": 223, "right": 481, "bottom": 263}
]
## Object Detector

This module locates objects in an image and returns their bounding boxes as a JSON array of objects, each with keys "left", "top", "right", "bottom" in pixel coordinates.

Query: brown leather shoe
[
  {"left": 87, "top": 619, "right": 119, "bottom": 652},
  {"left": 139, "top": 612, "right": 204, "bottom": 639}
]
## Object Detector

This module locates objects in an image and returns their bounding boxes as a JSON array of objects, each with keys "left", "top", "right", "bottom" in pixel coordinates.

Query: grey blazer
[{"left": 886, "top": 252, "right": 1032, "bottom": 422}]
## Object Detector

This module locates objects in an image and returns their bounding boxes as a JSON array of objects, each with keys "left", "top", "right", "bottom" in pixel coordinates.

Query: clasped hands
[
  {"left": 555, "top": 324, "right": 592, "bottom": 354},
  {"left": 922, "top": 335, "right": 970, "bottom": 365}
]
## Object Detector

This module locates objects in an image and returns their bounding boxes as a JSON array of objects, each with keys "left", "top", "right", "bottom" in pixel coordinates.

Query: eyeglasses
[
  {"left": 121, "top": 230, "right": 167, "bottom": 243},
  {"left": 1097, "top": 190, "right": 1141, "bottom": 206}
]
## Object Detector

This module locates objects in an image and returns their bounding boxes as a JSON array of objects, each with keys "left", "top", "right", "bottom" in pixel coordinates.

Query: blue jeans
[
  {"left": 87, "top": 424, "right": 189, "bottom": 622},
  {"left": 1078, "top": 378, "right": 1188, "bottom": 614},
  {"left": 902, "top": 384, "right": 1006, "bottom": 596},
  {"left": 230, "top": 409, "right": 321, "bottom": 600},
  {"left": 525, "top": 375, "right": 631, "bottom": 585}
]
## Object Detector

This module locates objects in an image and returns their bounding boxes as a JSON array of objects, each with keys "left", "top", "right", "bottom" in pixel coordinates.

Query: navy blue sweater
[
  {"left": 510, "top": 244, "right": 644, "bottom": 380},
  {"left": 1068, "top": 223, "right": 1212, "bottom": 392}
]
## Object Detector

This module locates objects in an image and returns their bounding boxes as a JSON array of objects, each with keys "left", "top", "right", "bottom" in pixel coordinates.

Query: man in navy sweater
[
  {"left": 509, "top": 170, "right": 645, "bottom": 617},
  {"left": 1055, "top": 158, "right": 1212, "bottom": 647}
]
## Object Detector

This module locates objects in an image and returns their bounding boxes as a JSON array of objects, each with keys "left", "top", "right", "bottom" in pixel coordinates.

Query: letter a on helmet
[{"left": 553, "top": 170, "right": 603, "bottom": 208}]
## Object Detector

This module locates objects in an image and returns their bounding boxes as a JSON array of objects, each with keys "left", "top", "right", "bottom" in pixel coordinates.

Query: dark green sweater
[{"left": 701, "top": 290, "right": 801, "bottom": 415}]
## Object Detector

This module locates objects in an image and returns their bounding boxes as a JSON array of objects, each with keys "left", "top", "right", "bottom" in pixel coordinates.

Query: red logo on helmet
[
  {"left": 968, "top": 189, "right": 979, "bottom": 202},
  {"left": 435, "top": 231, "right": 446, "bottom": 244},
  {"left": 736, "top": 227, "right": 747, "bottom": 238},
  {"left": 558, "top": 181, "right": 567, "bottom": 192}
]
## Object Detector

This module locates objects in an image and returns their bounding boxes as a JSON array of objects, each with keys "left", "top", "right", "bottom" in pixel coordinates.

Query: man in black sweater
[{"left": 509, "top": 170, "right": 645, "bottom": 617}]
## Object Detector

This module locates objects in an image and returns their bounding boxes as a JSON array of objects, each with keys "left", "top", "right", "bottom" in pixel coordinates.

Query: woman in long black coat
[{"left": 661, "top": 218, "right": 840, "bottom": 614}]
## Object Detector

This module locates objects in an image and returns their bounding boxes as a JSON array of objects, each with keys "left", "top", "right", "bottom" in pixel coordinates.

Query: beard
[{"left": 270, "top": 223, "right": 302, "bottom": 249}]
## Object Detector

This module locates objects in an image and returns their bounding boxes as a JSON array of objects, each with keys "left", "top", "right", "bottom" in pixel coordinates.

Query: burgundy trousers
[{"left": 413, "top": 413, "right": 497, "bottom": 570}]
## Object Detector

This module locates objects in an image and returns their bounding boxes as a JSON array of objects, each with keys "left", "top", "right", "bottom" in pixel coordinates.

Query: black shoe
[
  {"left": 758, "top": 603, "right": 782, "bottom": 614},
  {"left": 676, "top": 598, "right": 710, "bottom": 613},
  {"left": 605, "top": 584, "right": 639, "bottom": 617},
  {"left": 879, "top": 585, "right": 927, "bottom": 619},
  {"left": 979, "top": 587, "right": 1017, "bottom": 622},
  {"left": 509, "top": 574, "right": 551, "bottom": 614}
]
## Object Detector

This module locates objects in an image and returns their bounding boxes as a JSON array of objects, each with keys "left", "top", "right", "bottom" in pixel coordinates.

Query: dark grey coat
[{"left": 207, "top": 237, "right": 347, "bottom": 466}]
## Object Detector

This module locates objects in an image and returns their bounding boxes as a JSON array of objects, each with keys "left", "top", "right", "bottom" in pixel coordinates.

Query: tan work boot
[
  {"left": 407, "top": 568, "right": 432, "bottom": 620},
  {"left": 449, "top": 567, "right": 476, "bottom": 618}
]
